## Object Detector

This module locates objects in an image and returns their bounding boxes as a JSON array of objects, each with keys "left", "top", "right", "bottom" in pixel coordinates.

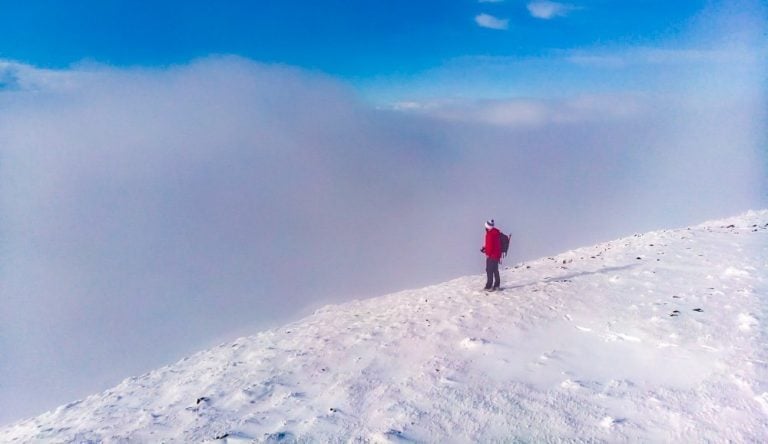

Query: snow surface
[{"left": 3, "top": 211, "right": 767, "bottom": 443}]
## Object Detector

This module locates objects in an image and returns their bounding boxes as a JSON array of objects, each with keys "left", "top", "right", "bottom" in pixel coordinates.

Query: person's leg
[
  {"left": 493, "top": 264, "right": 501, "bottom": 289},
  {"left": 485, "top": 257, "right": 494, "bottom": 289}
]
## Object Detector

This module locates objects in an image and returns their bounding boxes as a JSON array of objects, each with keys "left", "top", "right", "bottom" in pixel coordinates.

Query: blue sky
[
  {"left": 0, "top": 0, "right": 740, "bottom": 99},
  {"left": 3, "top": 1, "right": 704, "bottom": 67}
]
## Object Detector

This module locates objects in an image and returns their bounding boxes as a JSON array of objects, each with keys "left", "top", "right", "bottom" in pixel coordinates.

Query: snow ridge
[{"left": 3, "top": 211, "right": 768, "bottom": 442}]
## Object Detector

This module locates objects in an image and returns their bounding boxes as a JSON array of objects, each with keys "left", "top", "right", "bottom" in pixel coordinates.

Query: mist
[{"left": 1, "top": 52, "right": 765, "bottom": 424}]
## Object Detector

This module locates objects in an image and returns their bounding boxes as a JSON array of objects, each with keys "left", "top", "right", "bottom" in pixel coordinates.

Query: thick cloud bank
[{"left": 1, "top": 56, "right": 765, "bottom": 424}]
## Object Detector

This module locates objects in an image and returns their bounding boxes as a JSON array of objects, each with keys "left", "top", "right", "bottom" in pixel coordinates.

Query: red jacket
[{"left": 484, "top": 227, "right": 502, "bottom": 261}]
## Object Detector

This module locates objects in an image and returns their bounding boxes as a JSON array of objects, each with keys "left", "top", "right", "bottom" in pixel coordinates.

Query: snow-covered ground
[{"left": 3, "top": 211, "right": 767, "bottom": 443}]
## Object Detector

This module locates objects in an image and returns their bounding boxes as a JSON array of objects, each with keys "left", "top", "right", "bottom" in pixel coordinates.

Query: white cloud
[
  {"left": 399, "top": 95, "right": 646, "bottom": 127},
  {"left": 527, "top": 1, "right": 577, "bottom": 20},
  {"left": 0, "top": 60, "right": 89, "bottom": 92},
  {"left": 475, "top": 13, "right": 509, "bottom": 30},
  {"left": 0, "top": 57, "right": 470, "bottom": 423}
]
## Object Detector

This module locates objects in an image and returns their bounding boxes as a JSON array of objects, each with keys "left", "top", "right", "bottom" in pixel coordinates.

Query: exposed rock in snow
[{"left": 2, "top": 210, "right": 767, "bottom": 442}]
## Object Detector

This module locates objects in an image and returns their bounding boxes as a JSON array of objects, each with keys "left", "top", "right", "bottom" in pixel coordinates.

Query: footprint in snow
[
  {"left": 264, "top": 431, "right": 294, "bottom": 443},
  {"left": 600, "top": 416, "right": 627, "bottom": 428},
  {"left": 560, "top": 379, "right": 588, "bottom": 390},
  {"left": 606, "top": 333, "right": 641, "bottom": 343},
  {"left": 459, "top": 337, "right": 489, "bottom": 349},
  {"left": 367, "top": 429, "right": 416, "bottom": 443},
  {"left": 538, "top": 350, "right": 566, "bottom": 363}
]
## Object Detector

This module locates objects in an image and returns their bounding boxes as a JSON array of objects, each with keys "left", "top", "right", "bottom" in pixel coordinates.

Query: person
[{"left": 481, "top": 219, "right": 502, "bottom": 291}]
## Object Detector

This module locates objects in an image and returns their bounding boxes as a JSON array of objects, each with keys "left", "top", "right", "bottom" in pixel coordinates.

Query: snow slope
[{"left": 3, "top": 211, "right": 767, "bottom": 443}]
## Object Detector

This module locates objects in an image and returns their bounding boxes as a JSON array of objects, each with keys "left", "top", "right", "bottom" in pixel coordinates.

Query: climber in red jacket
[{"left": 481, "top": 219, "right": 502, "bottom": 291}]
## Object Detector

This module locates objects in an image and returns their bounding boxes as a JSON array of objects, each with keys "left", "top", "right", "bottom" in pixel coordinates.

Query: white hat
[{"left": 485, "top": 219, "right": 495, "bottom": 230}]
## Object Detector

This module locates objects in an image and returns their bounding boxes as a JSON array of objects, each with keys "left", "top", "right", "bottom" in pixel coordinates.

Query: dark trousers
[{"left": 485, "top": 257, "right": 500, "bottom": 289}]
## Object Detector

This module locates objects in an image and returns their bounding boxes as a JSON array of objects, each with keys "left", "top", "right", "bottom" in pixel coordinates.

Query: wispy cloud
[
  {"left": 0, "top": 60, "right": 91, "bottom": 92},
  {"left": 565, "top": 47, "right": 763, "bottom": 68},
  {"left": 475, "top": 13, "right": 509, "bottom": 30},
  {"left": 382, "top": 38, "right": 766, "bottom": 103},
  {"left": 404, "top": 95, "right": 646, "bottom": 127},
  {"left": 527, "top": 1, "right": 577, "bottom": 20}
]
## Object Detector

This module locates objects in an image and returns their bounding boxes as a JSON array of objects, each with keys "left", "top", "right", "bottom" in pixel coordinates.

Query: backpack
[{"left": 499, "top": 231, "right": 511, "bottom": 257}]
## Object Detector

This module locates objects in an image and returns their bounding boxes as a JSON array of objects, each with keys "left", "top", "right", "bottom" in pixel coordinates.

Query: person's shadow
[{"left": 503, "top": 263, "right": 641, "bottom": 290}]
